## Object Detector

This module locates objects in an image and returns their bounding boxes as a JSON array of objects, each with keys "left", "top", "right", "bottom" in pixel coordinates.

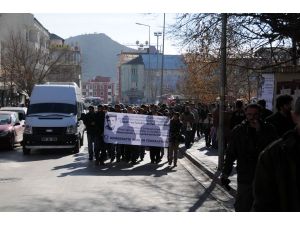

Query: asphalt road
[{"left": 0, "top": 137, "right": 234, "bottom": 212}]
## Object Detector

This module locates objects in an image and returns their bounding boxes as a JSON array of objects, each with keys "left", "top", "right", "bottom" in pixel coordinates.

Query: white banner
[
  {"left": 259, "top": 73, "right": 275, "bottom": 110},
  {"left": 103, "top": 112, "right": 170, "bottom": 147}
]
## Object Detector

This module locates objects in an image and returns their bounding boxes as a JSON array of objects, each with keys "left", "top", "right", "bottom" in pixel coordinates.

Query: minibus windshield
[{"left": 27, "top": 103, "right": 76, "bottom": 115}]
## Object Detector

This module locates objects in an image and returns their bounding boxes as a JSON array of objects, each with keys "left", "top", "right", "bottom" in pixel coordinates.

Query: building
[
  {"left": 46, "top": 33, "right": 82, "bottom": 87},
  {"left": 116, "top": 50, "right": 141, "bottom": 102},
  {"left": 0, "top": 13, "right": 49, "bottom": 106},
  {"left": 82, "top": 76, "right": 115, "bottom": 104},
  {"left": 255, "top": 47, "right": 300, "bottom": 110},
  {"left": 120, "top": 55, "right": 145, "bottom": 104},
  {"left": 118, "top": 50, "right": 187, "bottom": 104},
  {"left": 142, "top": 54, "right": 187, "bottom": 102}
]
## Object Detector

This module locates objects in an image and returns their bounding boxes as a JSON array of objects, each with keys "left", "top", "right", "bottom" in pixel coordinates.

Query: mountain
[{"left": 65, "top": 33, "right": 133, "bottom": 81}]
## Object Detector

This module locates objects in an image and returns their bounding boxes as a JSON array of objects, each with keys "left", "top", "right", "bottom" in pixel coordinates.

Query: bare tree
[
  {"left": 0, "top": 31, "right": 68, "bottom": 96},
  {"left": 170, "top": 13, "right": 300, "bottom": 102}
]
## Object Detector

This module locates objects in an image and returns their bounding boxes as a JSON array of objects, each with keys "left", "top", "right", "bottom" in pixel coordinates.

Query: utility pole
[
  {"left": 160, "top": 13, "right": 165, "bottom": 101},
  {"left": 218, "top": 13, "right": 227, "bottom": 171},
  {"left": 135, "top": 22, "right": 151, "bottom": 102}
]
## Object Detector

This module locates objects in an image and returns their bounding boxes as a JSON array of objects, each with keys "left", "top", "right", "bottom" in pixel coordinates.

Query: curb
[{"left": 180, "top": 147, "right": 237, "bottom": 197}]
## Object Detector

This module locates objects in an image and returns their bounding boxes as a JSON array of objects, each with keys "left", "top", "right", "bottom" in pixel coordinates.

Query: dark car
[{"left": 0, "top": 111, "right": 24, "bottom": 150}]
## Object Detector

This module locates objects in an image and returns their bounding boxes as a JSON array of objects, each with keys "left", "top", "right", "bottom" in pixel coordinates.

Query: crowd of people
[
  {"left": 83, "top": 101, "right": 215, "bottom": 167},
  {"left": 82, "top": 94, "right": 300, "bottom": 211},
  {"left": 220, "top": 94, "right": 299, "bottom": 212}
]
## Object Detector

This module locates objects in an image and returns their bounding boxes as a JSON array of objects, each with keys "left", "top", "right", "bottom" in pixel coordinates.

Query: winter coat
[
  {"left": 169, "top": 119, "right": 183, "bottom": 143},
  {"left": 222, "top": 120, "right": 278, "bottom": 184},
  {"left": 253, "top": 129, "right": 300, "bottom": 211},
  {"left": 260, "top": 108, "right": 273, "bottom": 121},
  {"left": 180, "top": 111, "right": 195, "bottom": 131},
  {"left": 83, "top": 112, "right": 97, "bottom": 135},
  {"left": 230, "top": 109, "right": 246, "bottom": 130},
  {"left": 266, "top": 111, "right": 295, "bottom": 137}
]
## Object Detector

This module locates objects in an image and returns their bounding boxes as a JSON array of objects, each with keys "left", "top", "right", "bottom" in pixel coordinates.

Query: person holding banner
[
  {"left": 168, "top": 112, "right": 183, "bottom": 167},
  {"left": 83, "top": 106, "right": 99, "bottom": 162},
  {"left": 95, "top": 104, "right": 106, "bottom": 165}
]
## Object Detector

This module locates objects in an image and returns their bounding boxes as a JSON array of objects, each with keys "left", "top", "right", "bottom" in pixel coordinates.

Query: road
[{"left": 0, "top": 136, "right": 234, "bottom": 212}]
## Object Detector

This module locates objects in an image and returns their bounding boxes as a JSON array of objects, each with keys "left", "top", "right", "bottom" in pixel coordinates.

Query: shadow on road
[
  {"left": 52, "top": 153, "right": 176, "bottom": 178},
  {"left": 0, "top": 147, "right": 74, "bottom": 162}
]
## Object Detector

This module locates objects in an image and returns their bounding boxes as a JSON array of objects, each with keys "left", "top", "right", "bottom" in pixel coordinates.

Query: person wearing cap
[{"left": 252, "top": 97, "right": 300, "bottom": 211}]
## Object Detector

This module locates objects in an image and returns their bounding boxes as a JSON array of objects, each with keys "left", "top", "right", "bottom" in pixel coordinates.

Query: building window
[{"left": 131, "top": 68, "right": 138, "bottom": 82}]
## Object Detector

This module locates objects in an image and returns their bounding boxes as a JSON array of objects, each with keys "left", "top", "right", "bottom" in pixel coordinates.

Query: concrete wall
[
  {"left": 120, "top": 64, "right": 145, "bottom": 101},
  {"left": 0, "top": 13, "right": 34, "bottom": 42}
]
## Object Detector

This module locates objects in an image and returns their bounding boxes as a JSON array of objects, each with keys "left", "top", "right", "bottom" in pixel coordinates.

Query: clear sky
[
  {"left": 5, "top": 0, "right": 297, "bottom": 56},
  {"left": 34, "top": 13, "right": 182, "bottom": 55}
]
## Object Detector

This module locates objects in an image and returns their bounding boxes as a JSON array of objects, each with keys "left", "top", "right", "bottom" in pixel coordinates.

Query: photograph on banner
[{"left": 104, "top": 112, "right": 170, "bottom": 147}]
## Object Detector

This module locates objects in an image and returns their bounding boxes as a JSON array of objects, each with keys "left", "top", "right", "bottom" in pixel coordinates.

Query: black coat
[
  {"left": 230, "top": 110, "right": 246, "bottom": 130},
  {"left": 266, "top": 111, "right": 295, "bottom": 137},
  {"left": 169, "top": 119, "right": 183, "bottom": 143},
  {"left": 95, "top": 111, "right": 105, "bottom": 135},
  {"left": 83, "top": 112, "right": 97, "bottom": 135},
  {"left": 253, "top": 129, "right": 300, "bottom": 211},
  {"left": 222, "top": 120, "right": 278, "bottom": 184}
]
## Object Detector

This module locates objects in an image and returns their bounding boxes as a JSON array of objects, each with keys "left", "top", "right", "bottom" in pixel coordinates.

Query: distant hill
[{"left": 65, "top": 33, "right": 133, "bottom": 81}]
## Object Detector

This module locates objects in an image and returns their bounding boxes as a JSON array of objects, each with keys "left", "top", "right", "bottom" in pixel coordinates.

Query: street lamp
[
  {"left": 154, "top": 32, "right": 162, "bottom": 99},
  {"left": 135, "top": 23, "right": 151, "bottom": 53},
  {"left": 136, "top": 22, "right": 151, "bottom": 102},
  {"left": 160, "top": 14, "right": 166, "bottom": 101},
  {"left": 154, "top": 32, "right": 162, "bottom": 54}
]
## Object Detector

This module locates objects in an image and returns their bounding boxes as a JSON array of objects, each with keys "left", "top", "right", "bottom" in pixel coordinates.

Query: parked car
[
  {"left": 0, "top": 107, "right": 27, "bottom": 125},
  {"left": 0, "top": 111, "right": 24, "bottom": 150}
]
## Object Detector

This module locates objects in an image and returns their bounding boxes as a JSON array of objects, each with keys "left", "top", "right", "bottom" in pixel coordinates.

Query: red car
[{"left": 0, "top": 111, "right": 24, "bottom": 150}]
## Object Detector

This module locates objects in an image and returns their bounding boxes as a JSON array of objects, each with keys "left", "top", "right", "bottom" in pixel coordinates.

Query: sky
[
  {"left": 4, "top": 0, "right": 299, "bottom": 56},
  {"left": 34, "top": 13, "right": 182, "bottom": 55}
]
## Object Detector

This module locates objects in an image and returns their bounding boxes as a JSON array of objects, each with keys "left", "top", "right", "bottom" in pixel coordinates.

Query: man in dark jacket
[
  {"left": 83, "top": 106, "right": 99, "bottom": 161},
  {"left": 221, "top": 103, "right": 278, "bottom": 212},
  {"left": 168, "top": 112, "right": 183, "bottom": 167},
  {"left": 252, "top": 97, "right": 300, "bottom": 211},
  {"left": 257, "top": 99, "right": 273, "bottom": 121},
  {"left": 230, "top": 100, "right": 246, "bottom": 130},
  {"left": 266, "top": 94, "right": 295, "bottom": 137},
  {"left": 95, "top": 104, "right": 106, "bottom": 165}
]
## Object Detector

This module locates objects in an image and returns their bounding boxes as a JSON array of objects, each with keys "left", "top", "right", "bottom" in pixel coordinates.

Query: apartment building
[
  {"left": 0, "top": 13, "right": 50, "bottom": 106},
  {"left": 82, "top": 76, "right": 115, "bottom": 104},
  {"left": 46, "top": 33, "right": 82, "bottom": 87}
]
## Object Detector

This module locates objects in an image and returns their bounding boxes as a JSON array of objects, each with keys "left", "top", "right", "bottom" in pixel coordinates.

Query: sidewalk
[{"left": 179, "top": 137, "right": 237, "bottom": 196}]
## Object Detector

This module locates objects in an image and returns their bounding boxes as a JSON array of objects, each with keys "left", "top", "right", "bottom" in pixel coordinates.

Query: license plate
[{"left": 41, "top": 137, "right": 57, "bottom": 142}]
